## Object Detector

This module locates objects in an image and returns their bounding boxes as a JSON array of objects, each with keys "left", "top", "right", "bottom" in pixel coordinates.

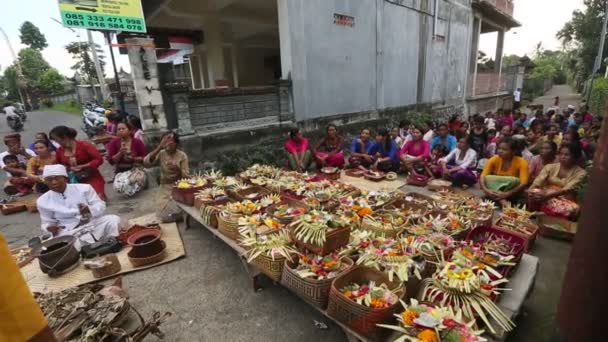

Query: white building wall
[{"left": 281, "top": 0, "right": 474, "bottom": 121}]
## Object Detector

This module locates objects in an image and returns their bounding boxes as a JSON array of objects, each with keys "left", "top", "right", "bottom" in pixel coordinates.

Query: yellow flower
[
  {"left": 459, "top": 269, "right": 473, "bottom": 279},
  {"left": 401, "top": 310, "right": 418, "bottom": 325},
  {"left": 417, "top": 329, "right": 437, "bottom": 342}
]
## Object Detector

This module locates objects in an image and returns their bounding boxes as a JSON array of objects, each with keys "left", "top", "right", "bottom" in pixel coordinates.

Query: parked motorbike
[
  {"left": 82, "top": 103, "right": 107, "bottom": 138},
  {"left": 7, "top": 115, "right": 24, "bottom": 132},
  {"left": 13, "top": 102, "right": 27, "bottom": 122}
]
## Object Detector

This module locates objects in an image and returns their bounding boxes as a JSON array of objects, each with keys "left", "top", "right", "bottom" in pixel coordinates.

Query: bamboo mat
[
  {"left": 340, "top": 171, "right": 407, "bottom": 193},
  {"left": 20, "top": 215, "right": 185, "bottom": 293}
]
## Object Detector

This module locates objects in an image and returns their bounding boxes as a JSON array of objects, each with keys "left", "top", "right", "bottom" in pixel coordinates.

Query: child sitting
[
  {"left": 3, "top": 154, "right": 35, "bottom": 196},
  {"left": 429, "top": 144, "right": 445, "bottom": 178}
]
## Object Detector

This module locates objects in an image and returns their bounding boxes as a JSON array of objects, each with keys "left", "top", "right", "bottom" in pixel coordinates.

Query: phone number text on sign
[{"left": 61, "top": 11, "right": 146, "bottom": 33}]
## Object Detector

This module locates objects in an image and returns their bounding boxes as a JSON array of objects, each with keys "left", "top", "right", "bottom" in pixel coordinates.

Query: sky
[{"left": 0, "top": 0, "right": 589, "bottom": 78}]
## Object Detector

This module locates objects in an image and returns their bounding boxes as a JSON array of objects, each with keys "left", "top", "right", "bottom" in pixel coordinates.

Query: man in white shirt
[
  {"left": 513, "top": 88, "right": 522, "bottom": 109},
  {"left": 0, "top": 134, "right": 36, "bottom": 177},
  {"left": 37, "top": 165, "right": 121, "bottom": 250},
  {"left": 2, "top": 103, "right": 18, "bottom": 118}
]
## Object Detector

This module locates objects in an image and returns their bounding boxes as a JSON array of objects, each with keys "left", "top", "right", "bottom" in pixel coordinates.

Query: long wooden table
[{"left": 177, "top": 202, "right": 539, "bottom": 342}]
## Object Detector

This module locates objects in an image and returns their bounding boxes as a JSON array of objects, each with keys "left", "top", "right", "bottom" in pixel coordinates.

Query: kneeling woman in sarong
[
  {"left": 312, "top": 124, "right": 345, "bottom": 169},
  {"left": 438, "top": 136, "right": 478, "bottom": 188},
  {"left": 480, "top": 137, "right": 529, "bottom": 203},
  {"left": 527, "top": 143, "right": 586, "bottom": 220}
]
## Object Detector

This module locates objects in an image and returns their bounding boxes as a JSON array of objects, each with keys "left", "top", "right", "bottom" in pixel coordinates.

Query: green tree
[
  {"left": 18, "top": 48, "right": 51, "bottom": 91},
  {"left": 502, "top": 54, "right": 522, "bottom": 67},
  {"left": 65, "top": 42, "right": 106, "bottom": 84},
  {"left": 19, "top": 21, "right": 48, "bottom": 50},
  {"left": 557, "top": 0, "right": 607, "bottom": 82},
  {"left": 2, "top": 65, "right": 22, "bottom": 101},
  {"left": 39, "top": 68, "right": 65, "bottom": 95}
]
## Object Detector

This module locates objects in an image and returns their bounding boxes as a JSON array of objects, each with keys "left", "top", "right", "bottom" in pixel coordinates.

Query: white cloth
[
  {"left": 113, "top": 168, "right": 147, "bottom": 197},
  {"left": 440, "top": 148, "right": 478, "bottom": 169},
  {"left": 71, "top": 215, "right": 121, "bottom": 251},
  {"left": 42, "top": 164, "right": 68, "bottom": 178},
  {"left": 0, "top": 149, "right": 36, "bottom": 177},
  {"left": 423, "top": 130, "right": 434, "bottom": 142},
  {"left": 513, "top": 90, "right": 521, "bottom": 102},
  {"left": 3, "top": 105, "right": 17, "bottom": 116},
  {"left": 485, "top": 118, "right": 496, "bottom": 130}
]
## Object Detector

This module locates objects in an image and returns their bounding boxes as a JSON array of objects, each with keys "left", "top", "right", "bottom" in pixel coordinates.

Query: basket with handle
[
  {"left": 289, "top": 223, "right": 351, "bottom": 255},
  {"left": 360, "top": 210, "right": 408, "bottom": 238},
  {"left": 281, "top": 257, "right": 354, "bottom": 309},
  {"left": 326, "top": 266, "right": 405, "bottom": 340},
  {"left": 265, "top": 199, "right": 309, "bottom": 225}
]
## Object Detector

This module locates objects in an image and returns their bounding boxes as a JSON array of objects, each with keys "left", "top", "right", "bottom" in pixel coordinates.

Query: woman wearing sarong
[
  {"left": 312, "top": 124, "right": 345, "bottom": 169},
  {"left": 528, "top": 143, "right": 586, "bottom": 220},
  {"left": 480, "top": 137, "right": 529, "bottom": 202},
  {"left": 144, "top": 132, "right": 190, "bottom": 203},
  {"left": 528, "top": 141, "right": 557, "bottom": 182},
  {"left": 285, "top": 128, "right": 312, "bottom": 172},
  {"left": 438, "top": 136, "right": 478, "bottom": 188},
  {"left": 107, "top": 122, "right": 148, "bottom": 196},
  {"left": 368, "top": 128, "right": 399, "bottom": 172},
  {"left": 348, "top": 128, "right": 375, "bottom": 168},
  {"left": 399, "top": 126, "right": 430, "bottom": 172}
]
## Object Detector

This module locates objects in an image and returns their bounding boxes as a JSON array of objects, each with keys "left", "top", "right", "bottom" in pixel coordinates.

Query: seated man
[{"left": 37, "top": 164, "right": 120, "bottom": 250}]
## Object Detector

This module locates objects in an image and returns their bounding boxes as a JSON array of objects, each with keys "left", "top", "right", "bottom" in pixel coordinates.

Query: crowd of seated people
[{"left": 283, "top": 104, "right": 600, "bottom": 221}]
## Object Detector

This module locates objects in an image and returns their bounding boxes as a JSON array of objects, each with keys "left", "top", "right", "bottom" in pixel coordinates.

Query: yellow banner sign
[{"left": 58, "top": 0, "right": 146, "bottom": 33}]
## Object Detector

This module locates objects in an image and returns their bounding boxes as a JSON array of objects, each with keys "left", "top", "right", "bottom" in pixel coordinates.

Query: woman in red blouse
[{"left": 50, "top": 126, "right": 107, "bottom": 200}]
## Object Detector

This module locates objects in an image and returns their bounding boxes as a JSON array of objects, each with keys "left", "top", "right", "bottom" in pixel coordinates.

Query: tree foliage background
[
  {"left": 65, "top": 42, "right": 106, "bottom": 84},
  {"left": 19, "top": 21, "right": 48, "bottom": 50},
  {"left": 1, "top": 22, "right": 65, "bottom": 104}
]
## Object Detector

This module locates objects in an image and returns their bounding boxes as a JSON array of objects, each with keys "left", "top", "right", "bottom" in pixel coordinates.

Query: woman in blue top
[
  {"left": 369, "top": 128, "right": 399, "bottom": 172},
  {"left": 348, "top": 128, "right": 375, "bottom": 168},
  {"left": 430, "top": 123, "right": 457, "bottom": 156}
]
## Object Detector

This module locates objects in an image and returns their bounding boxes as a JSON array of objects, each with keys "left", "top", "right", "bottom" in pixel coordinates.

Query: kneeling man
[{"left": 37, "top": 165, "right": 120, "bottom": 249}]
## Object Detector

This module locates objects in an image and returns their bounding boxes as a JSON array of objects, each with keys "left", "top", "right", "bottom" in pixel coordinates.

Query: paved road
[{"left": 528, "top": 84, "right": 582, "bottom": 110}]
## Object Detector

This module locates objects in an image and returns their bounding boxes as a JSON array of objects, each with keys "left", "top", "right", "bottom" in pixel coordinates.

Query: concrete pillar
[
  {"left": 126, "top": 37, "right": 168, "bottom": 135},
  {"left": 173, "top": 93, "right": 195, "bottom": 135},
  {"left": 277, "top": 0, "right": 293, "bottom": 79},
  {"left": 205, "top": 15, "right": 227, "bottom": 88},
  {"left": 494, "top": 30, "right": 505, "bottom": 72},
  {"left": 231, "top": 44, "right": 240, "bottom": 88},
  {"left": 470, "top": 17, "right": 482, "bottom": 97}
]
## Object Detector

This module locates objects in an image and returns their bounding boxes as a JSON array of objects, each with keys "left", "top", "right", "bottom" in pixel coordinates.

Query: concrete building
[{"left": 131, "top": 0, "right": 519, "bottom": 170}]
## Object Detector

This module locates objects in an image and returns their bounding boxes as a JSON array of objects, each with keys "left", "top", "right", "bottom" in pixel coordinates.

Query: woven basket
[
  {"left": 266, "top": 199, "right": 309, "bottom": 225},
  {"left": 218, "top": 212, "right": 242, "bottom": 241},
  {"left": 201, "top": 205, "right": 223, "bottom": 229},
  {"left": 327, "top": 266, "right": 404, "bottom": 339},
  {"left": 172, "top": 185, "right": 208, "bottom": 206},
  {"left": 537, "top": 215, "right": 577, "bottom": 241},
  {"left": 194, "top": 195, "right": 230, "bottom": 210},
  {"left": 360, "top": 210, "right": 408, "bottom": 238},
  {"left": 494, "top": 217, "right": 539, "bottom": 251},
  {"left": 90, "top": 254, "right": 122, "bottom": 279},
  {"left": 281, "top": 257, "right": 354, "bottom": 309},
  {"left": 128, "top": 242, "right": 168, "bottom": 268},
  {"left": 319, "top": 170, "right": 341, "bottom": 181},
  {"left": 1, "top": 203, "right": 27, "bottom": 215},
  {"left": 363, "top": 173, "right": 386, "bottom": 182},
  {"left": 345, "top": 169, "right": 365, "bottom": 178},
  {"left": 232, "top": 186, "right": 271, "bottom": 202},
  {"left": 290, "top": 224, "right": 351, "bottom": 255},
  {"left": 250, "top": 253, "right": 294, "bottom": 282}
]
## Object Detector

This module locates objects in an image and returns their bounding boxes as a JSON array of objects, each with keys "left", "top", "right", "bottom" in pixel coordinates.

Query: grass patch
[{"left": 44, "top": 100, "right": 81, "bottom": 116}]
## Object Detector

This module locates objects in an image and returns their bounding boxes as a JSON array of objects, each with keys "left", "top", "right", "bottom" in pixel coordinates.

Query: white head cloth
[{"left": 42, "top": 164, "right": 68, "bottom": 178}]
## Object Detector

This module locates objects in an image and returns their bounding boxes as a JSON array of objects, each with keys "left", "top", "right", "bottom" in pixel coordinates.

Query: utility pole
[
  {"left": 104, "top": 31, "right": 126, "bottom": 113},
  {"left": 87, "top": 29, "right": 109, "bottom": 103},
  {"left": 0, "top": 26, "right": 29, "bottom": 109}
]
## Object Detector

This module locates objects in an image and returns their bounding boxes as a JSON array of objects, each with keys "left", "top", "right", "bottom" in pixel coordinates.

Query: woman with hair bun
[
  {"left": 285, "top": 128, "right": 312, "bottom": 172},
  {"left": 50, "top": 126, "right": 107, "bottom": 200}
]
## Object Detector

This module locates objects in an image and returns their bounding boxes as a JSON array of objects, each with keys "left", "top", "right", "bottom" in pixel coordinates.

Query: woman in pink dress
[
  {"left": 399, "top": 126, "right": 430, "bottom": 172},
  {"left": 285, "top": 128, "right": 312, "bottom": 172},
  {"left": 312, "top": 124, "right": 345, "bottom": 169}
]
